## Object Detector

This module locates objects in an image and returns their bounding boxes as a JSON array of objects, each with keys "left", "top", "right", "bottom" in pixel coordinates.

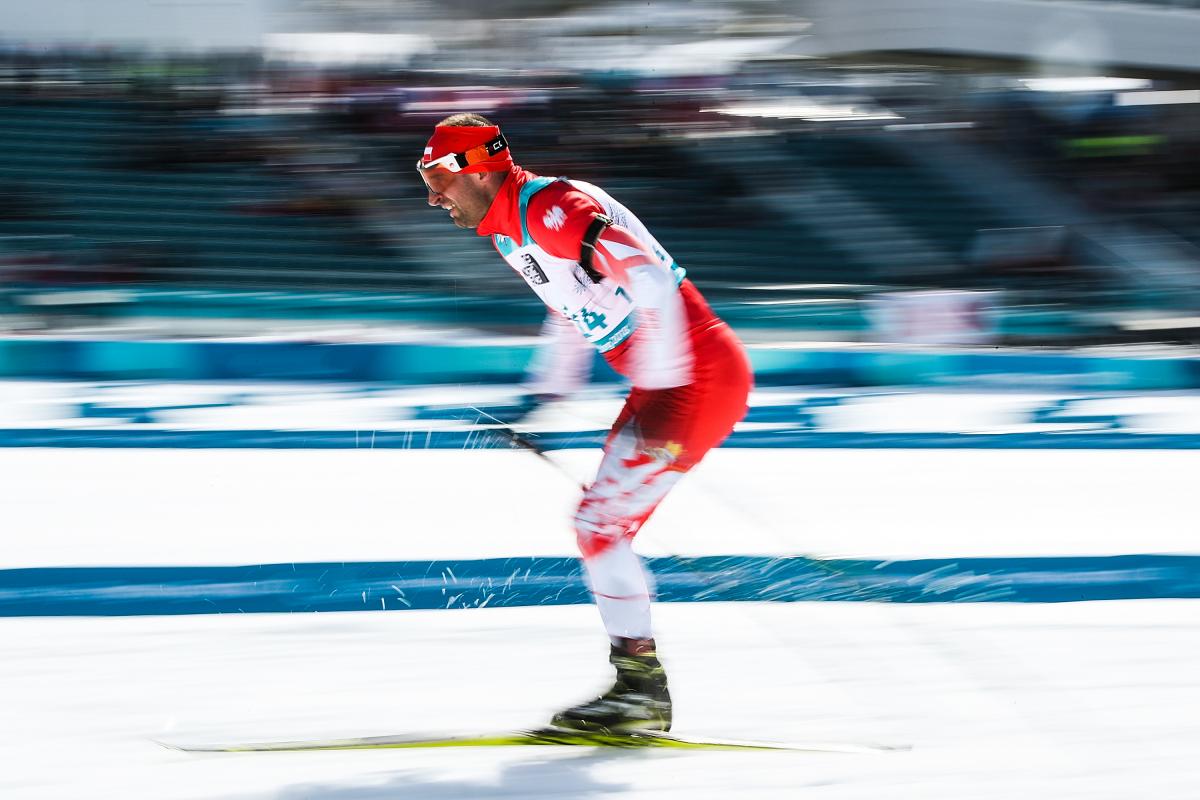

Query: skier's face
[{"left": 421, "top": 169, "right": 495, "bottom": 229}]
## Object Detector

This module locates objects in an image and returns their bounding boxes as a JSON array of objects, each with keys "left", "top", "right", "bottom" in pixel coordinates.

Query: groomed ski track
[{"left": 3, "top": 446, "right": 1199, "bottom": 798}]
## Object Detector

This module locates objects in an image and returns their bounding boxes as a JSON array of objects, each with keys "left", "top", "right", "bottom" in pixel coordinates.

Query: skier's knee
[{"left": 573, "top": 498, "right": 627, "bottom": 560}]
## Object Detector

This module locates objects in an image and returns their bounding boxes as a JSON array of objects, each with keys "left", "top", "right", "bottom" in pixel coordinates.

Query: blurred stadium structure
[{"left": 0, "top": 0, "right": 1198, "bottom": 348}]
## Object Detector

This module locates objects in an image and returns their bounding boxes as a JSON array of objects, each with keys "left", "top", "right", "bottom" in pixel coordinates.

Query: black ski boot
[{"left": 551, "top": 637, "right": 672, "bottom": 733}]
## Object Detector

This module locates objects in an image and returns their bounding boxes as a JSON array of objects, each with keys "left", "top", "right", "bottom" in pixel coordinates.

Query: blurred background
[{"left": 1, "top": 0, "right": 1198, "bottom": 352}]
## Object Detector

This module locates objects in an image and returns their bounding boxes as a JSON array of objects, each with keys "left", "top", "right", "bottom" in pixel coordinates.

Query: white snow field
[{"left": 3, "top": 447, "right": 1200, "bottom": 799}]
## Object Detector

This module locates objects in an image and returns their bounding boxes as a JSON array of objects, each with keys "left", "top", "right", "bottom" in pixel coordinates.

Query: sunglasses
[{"left": 417, "top": 133, "right": 508, "bottom": 173}]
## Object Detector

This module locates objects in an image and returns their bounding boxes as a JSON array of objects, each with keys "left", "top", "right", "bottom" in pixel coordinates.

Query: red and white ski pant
[{"left": 576, "top": 324, "right": 752, "bottom": 640}]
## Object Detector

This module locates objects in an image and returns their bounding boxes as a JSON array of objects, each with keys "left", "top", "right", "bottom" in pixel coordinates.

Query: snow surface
[
  {"left": 4, "top": 602, "right": 1200, "bottom": 799},
  {"left": 3, "top": 446, "right": 1199, "bottom": 798},
  {"left": 4, "top": 447, "right": 1198, "bottom": 567}
]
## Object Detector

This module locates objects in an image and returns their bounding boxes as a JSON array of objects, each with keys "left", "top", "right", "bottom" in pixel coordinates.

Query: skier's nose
[{"left": 426, "top": 188, "right": 443, "bottom": 207}]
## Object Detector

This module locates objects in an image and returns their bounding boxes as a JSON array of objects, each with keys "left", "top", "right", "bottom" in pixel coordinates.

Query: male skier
[{"left": 417, "top": 114, "right": 752, "bottom": 733}]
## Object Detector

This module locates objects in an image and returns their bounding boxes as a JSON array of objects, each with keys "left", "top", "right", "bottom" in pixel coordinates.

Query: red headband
[{"left": 421, "top": 125, "right": 514, "bottom": 174}]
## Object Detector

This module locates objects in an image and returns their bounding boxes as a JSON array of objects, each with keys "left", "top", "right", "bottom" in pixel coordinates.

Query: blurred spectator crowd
[{"left": 1, "top": 42, "right": 1199, "bottom": 344}]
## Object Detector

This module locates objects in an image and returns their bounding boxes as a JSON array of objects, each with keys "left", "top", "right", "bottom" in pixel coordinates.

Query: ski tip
[
  {"left": 153, "top": 737, "right": 269, "bottom": 754},
  {"left": 153, "top": 738, "right": 200, "bottom": 753},
  {"left": 790, "top": 741, "right": 913, "bottom": 754}
]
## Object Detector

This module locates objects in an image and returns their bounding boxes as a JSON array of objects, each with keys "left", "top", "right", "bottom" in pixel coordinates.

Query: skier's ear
[{"left": 479, "top": 170, "right": 506, "bottom": 188}]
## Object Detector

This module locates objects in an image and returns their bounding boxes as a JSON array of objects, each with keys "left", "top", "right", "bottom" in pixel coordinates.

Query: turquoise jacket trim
[
  {"left": 517, "top": 176, "right": 558, "bottom": 248},
  {"left": 493, "top": 234, "right": 516, "bottom": 256}
]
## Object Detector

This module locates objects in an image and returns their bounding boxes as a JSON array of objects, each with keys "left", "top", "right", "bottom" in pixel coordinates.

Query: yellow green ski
[{"left": 162, "top": 727, "right": 905, "bottom": 754}]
